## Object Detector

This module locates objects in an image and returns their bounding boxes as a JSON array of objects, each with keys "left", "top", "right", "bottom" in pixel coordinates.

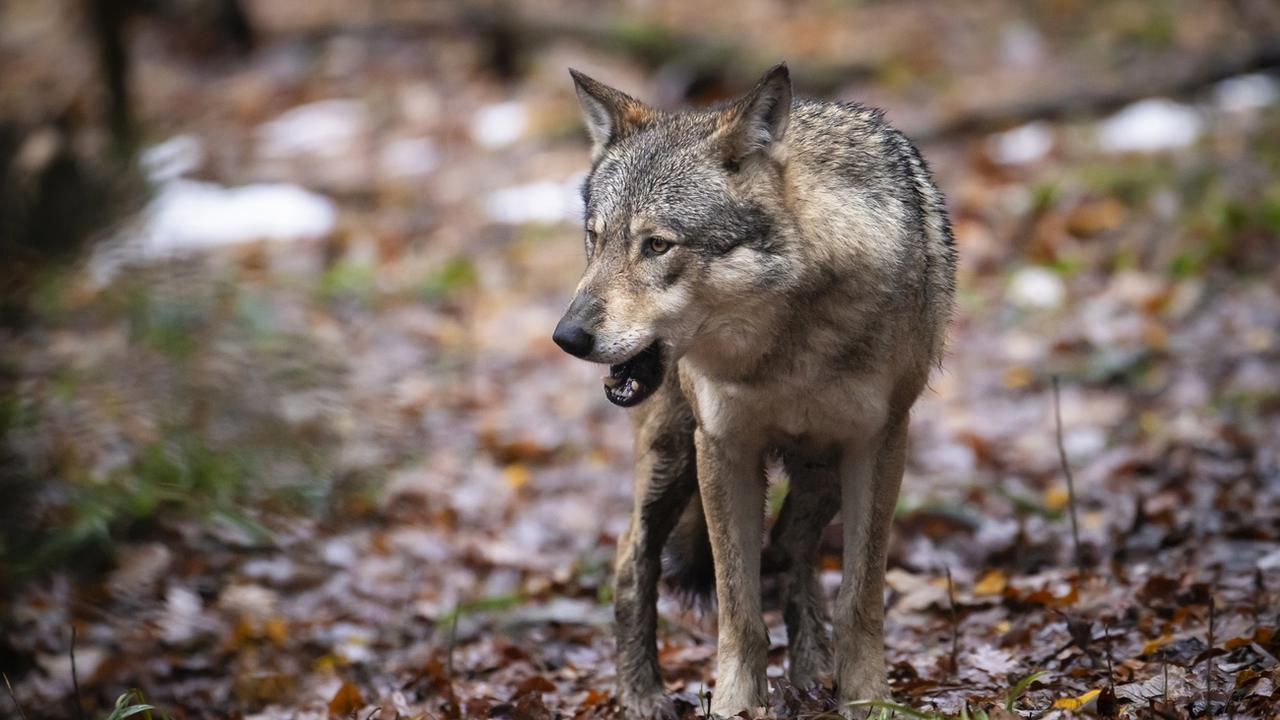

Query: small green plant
[
  {"left": 850, "top": 699, "right": 949, "bottom": 719},
  {"left": 1005, "top": 670, "right": 1048, "bottom": 711},
  {"left": 435, "top": 592, "right": 526, "bottom": 626},
  {"left": 697, "top": 683, "right": 711, "bottom": 717},
  {"left": 848, "top": 671, "right": 1047, "bottom": 720},
  {"left": 104, "top": 690, "right": 159, "bottom": 720},
  {"left": 318, "top": 259, "right": 378, "bottom": 305},
  {"left": 419, "top": 256, "right": 478, "bottom": 302}
]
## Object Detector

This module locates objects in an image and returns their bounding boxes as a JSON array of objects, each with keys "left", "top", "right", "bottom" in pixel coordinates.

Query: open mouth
[{"left": 602, "top": 342, "right": 664, "bottom": 407}]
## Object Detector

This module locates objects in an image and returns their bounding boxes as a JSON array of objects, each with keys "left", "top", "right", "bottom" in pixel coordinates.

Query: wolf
[{"left": 553, "top": 63, "right": 956, "bottom": 719}]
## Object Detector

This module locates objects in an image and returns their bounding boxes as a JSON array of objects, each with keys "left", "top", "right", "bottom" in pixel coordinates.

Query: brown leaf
[
  {"left": 328, "top": 681, "right": 365, "bottom": 718},
  {"left": 515, "top": 675, "right": 556, "bottom": 697},
  {"left": 510, "top": 692, "right": 553, "bottom": 720},
  {"left": 1097, "top": 686, "right": 1119, "bottom": 717}
]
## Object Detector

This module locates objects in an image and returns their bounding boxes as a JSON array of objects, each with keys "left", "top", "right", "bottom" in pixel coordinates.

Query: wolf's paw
[
  {"left": 836, "top": 677, "right": 892, "bottom": 719},
  {"left": 618, "top": 688, "right": 677, "bottom": 720},
  {"left": 787, "top": 627, "right": 833, "bottom": 689}
]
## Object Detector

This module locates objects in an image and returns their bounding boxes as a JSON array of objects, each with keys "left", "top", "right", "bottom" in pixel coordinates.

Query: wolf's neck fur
[{"left": 683, "top": 108, "right": 917, "bottom": 384}]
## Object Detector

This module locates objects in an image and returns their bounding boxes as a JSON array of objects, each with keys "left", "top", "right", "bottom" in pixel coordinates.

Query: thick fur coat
[{"left": 553, "top": 64, "right": 956, "bottom": 719}]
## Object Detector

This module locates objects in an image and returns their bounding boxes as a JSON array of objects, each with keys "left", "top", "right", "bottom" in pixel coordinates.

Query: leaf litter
[{"left": 2, "top": 2, "right": 1279, "bottom": 719}]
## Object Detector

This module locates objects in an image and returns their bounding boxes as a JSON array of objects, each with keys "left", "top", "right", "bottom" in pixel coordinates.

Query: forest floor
[{"left": 2, "top": 2, "right": 1280, "bottom": 719}]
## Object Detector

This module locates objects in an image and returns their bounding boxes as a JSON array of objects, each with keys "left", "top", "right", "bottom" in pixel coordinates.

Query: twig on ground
[
  {"left": 3, "top": 674, "right": 31, "bottom": 720},
  {"left": 445, "top": 604, "right": 460, "bottom": 680},
  {"left": 1052, "top": 376, "right": 1085, "bottom": 577},
  {"left": 1206, "top": 588, "right": 1216, "bottom": 715},
  {"left": 70, "top": 626, "right": 86, "bottom": 720},
  {"left": 945, "top": 566, "right": 959, "bottom": 677},
  {"left": 1253, "top": 567, "right": 1266, "bottom": 626},
  {"left": 1103, "top": 620, "right": 1114, "bottom": 686}
]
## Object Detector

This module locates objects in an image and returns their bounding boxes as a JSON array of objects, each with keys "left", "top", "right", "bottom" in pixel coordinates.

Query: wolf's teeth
[
  {"left": 629, "top": 379, "right": 642, "bottom": 395},
  {"left": 603, "top": 375, "right": 619, "bottom": 388}
]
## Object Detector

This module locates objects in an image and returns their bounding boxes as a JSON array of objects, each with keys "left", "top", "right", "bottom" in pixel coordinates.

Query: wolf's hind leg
[
  {"left": 615, "top": 382, "right": 698, "bottom": 720},
  {"left": 771, "top": 452, "right": 841, "bottom": 688}
]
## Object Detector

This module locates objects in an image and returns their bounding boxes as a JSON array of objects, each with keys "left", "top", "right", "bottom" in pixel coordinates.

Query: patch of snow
[
  {"left": 1213, "top": 73, "right": 1280, "bottom": 113},
  {"left": 1007, "top": 266, "right": 1065, "bottom": 309},
  {"left": 472, "top": 100, "right": 528, "bottom": 148},
  {"left": 1258, "top": 546, "right": 1280, "bottom": 571},
  {"left": 140, "top": 134, "right": 203, "bottom": 182},
  {"left": 255, "top": 99, "right": 367, "bottom": 161},
  {"left": 1065, "top": 426, "right": 1107, "bottom": 460},
  {"left": 241, "top": 555, "right": 297, "bottom": 584},
  {"left": 917, "top": 440, "right": 977, "bottom": 476},
  {"left": 486, "top": 173, "right": 585, "bottom": 224},
  {"left": 38, "top": 646, "right": 105, "bottom": 693},
  {"left": 141, "top": 179, "right": 336, "bottom": 254},
  {"left": 160, "top": 585, "right": 205, "bottom": 645},
  {"left": 987, "top": 121, "right": 1053, "bottom": 165},
  {"left": 379, "top": 136, "right": 437, "bottom": 178},
  {"left": 975, "top": 517, "right": 1020, "bottom": 550},
  {"left": 321, "top": 537, "right": 360, "bottom": 567},
  {"left": 1096, "top": 98, "right": 1202, "bottom": 153},
  {"left": 329, "top": 622, "right": 376, "bottom": 664}
]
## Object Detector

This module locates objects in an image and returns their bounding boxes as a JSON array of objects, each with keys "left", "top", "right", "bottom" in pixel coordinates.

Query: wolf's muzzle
[
  {"left": 552, "top": 318, "right": 594, "bottom": 358},
  {"left": 554, "top": 293, "right": 600, "bottom": 358}
]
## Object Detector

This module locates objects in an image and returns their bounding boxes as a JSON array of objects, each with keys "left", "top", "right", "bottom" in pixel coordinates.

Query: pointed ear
[
  {"left": 719, "top": 63, "right": 792, "bottom": 164},
  {"left": 569, "top": 69, "right": 654, "bottom": 160}
]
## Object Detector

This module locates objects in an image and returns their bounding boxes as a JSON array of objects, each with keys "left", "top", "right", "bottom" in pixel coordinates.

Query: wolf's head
[{"left": 553, "top": 64, "right": 796, "bottom": 406}]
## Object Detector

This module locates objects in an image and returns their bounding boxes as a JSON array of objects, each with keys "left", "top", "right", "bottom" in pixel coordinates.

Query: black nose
[{"left": 553, "top": 318, "right": 594, "bottom": 358}]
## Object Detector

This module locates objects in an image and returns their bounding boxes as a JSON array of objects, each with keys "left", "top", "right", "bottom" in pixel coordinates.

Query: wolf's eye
[
  {"left": 584, "top": 230, "right": 597, "bottom": 254},
  {"left": 645, "top": 236, "right": 672, "bottom": 256}
]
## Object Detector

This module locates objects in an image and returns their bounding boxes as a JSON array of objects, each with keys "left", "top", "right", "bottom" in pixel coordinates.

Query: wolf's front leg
[
  {"left": 615, "top": 387, "right": 698, "bottom": 720},
  {"left": 834, "top": 421, "right": 908, "bottom": 718},
  {"left": 695, "top": 429, "right": 769, "bottom": 716}
]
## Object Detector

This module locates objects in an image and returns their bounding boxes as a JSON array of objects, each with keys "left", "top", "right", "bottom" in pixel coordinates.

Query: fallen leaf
[
  {"left": 1051, "top": 688, "right": 1100, "bottom": 710},
  {"left": 1140, "top": 635, "right": 1170, "bottom": 655},
  {"left": 328, "top": 681, "right": 365, "bottom": 718},
  {"left": 1042, "top": 485, "right": 1070, "bottom": 511},
  {"left": 504, "top": 463, "right": 531, "bottom": 489},
  {"left": 974, "top": 569, "right": 1008, "bottom": 596}
]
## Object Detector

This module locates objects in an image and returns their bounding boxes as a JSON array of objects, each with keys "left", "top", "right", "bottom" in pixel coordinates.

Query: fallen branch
[
  {"left": 1052, "top": 376, "right": 1086, "bottom": 577},
  {"left": 914, "top": 38, "right": 1280, "bottom": 142},
  {"left": 273, "top": 11, "right": 876, "bottom": 95},
  {"left": 268, "top": 8, "right": 1280, "bottom": 136}
]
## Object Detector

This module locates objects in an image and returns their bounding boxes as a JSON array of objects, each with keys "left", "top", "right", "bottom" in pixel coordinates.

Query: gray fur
[{"left": 559, "top": 63, "right": 956, "bottom": 719}]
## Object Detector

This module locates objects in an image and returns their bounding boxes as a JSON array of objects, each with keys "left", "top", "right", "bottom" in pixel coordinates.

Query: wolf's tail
[{"left": 661, "top": 492, "right": 715, "bottom": 603}]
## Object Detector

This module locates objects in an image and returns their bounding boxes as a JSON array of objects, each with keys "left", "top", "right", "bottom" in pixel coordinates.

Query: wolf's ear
[
  {"left": 720, "top": 63, "right": 792, "bottom": 164},
  {"left": 569, "top": 69, "right": 653, "bottom": 160}
]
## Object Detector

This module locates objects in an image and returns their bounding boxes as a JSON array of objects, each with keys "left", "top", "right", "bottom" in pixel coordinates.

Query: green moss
[
  {"left": 419, "top": 256, "right": 478, "bottom": 302},
  {"left": 608, "top": 20, "right": 681, "bottom": 64},
  {"left": 1077, "top": 158, "right": 1171, "bottom": 205},
  {"left": 317, "top": 260, "right": 378, "bottom": 305}
]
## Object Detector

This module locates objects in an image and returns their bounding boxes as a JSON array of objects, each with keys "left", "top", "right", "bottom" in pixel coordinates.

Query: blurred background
[{"left": 2, "top": 1, "right": 1279, "bottom": 718}]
